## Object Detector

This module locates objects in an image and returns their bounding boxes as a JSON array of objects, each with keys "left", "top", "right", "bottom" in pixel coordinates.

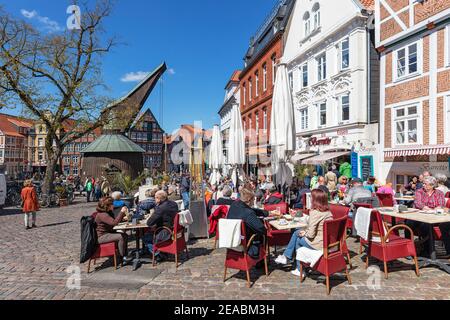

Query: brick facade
[
  {"left": 385, "top": 108, "right": 392, "bottom": 149},
  {"left": 414, "top": 0, "right": 450, "bottom": 25},
  {"left": 423, "top": 100, "right": 430, "bottom": 145},
  {"left": 437, "top": 96, "right": 445, "bottom": 145},
  {"left": 437, "top": 69, "right": 450, "bottom": 93},
  {"left": 423, "top": 35, "right": 430, "bottom": 73},
  {"left": 385, "top": 76, "right": 429, "bottom": 105},
  {"left": 437, "top": 27, "right": 446, "bottom": 69},
  {"left": 385, "top": 52, "right": 392, "bottom": 84}
]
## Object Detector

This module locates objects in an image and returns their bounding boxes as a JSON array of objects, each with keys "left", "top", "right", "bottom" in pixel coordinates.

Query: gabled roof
[
  {"left": 82, "top": 134, "right": 145, "bottom": 154},
  {"left": 129, "top": 107, "right": 164, "bottom": 132},
  {"left": 224, "top": 70, "right": 241, "bottom": 89},
  {"left": 165, "top": 125, "right": 212, "bottom": 144},
  {"left": 0, "top": 113, "right": 33, "bottom": 138}
]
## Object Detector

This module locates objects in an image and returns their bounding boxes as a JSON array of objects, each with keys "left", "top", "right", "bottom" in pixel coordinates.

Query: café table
[
  {"left": 267, "top": 216, "right": 308, "bottom": 231},
  {"left": 114, "top": 214, "right": 152, "bottom": 271},
  {"left": 378, "top": 207, "right": 450, "bottom": 274}
]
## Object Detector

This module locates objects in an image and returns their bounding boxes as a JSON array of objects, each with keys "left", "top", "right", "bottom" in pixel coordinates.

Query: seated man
[
  {"left": 264, "top": 185, "right": 283, "bottom": 205},
  {"left": 343, "top": 178, "right": 379, "bottom": 216},
  {"left": 144, "top": 190, "right": 179, "bottom": 260},
  {"left": 135, "top": 187, "right": 159, "bottom": 218},
  {"left": 227, "top": 188, "right": 268, "bottom": 259},
  {"left": 215, "top": 185, "right": 234, "bottom": 206},
  {"left": 167, "top": 185, "right": 182, "bottom": 201},
  {"left": 111, "top": 191, "right": 131, "bottom": 218}
]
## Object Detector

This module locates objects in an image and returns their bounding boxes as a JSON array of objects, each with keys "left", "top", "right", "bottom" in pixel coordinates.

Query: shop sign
[
  {"left": 308, "top": 137, "right": 332, "bottom": 146},
  {"left": 337, "top": 129, "right": 348, "bottom": 136},
  {"left": 351, "top": 152, "right": 358, "bottom": 178}
]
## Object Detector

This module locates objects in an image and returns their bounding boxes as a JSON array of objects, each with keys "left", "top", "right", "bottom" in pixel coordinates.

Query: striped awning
[{"left": 385, "top": 145, "right": 450, "bottom": 158}]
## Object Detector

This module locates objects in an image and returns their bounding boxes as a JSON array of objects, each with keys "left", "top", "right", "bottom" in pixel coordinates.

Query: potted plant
[
  {"left": 55, "top": 185, "right": 68, "bottom": 207},
  {"left": 112, "top": 173, "right": 146, "bottom": 207}
]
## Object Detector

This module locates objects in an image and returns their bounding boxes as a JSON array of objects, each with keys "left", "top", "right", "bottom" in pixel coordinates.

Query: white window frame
[
  {"left": 243, "top": 84, "right": 247, "bottom": 106},
  {"left": 392, "top": 104, "right": 421, "bottom": 146},
  {"left": 312, "top": 4, "right": 320, "bottom": 31},
  {"left": 263, "top": 64, "right": 267, "bottom": 91},
  {"left": 263, "top": 108, "right": 267, "bottom": 132},
  {"left": 301, "top": 63, "right": 308, "bottom": 88},
  {"left": 317, "top": 101, "right": 327, "bottom": 127},
  {"left": 272, "top": 55, "right": 277, "bottom": 84},
  {"left": 255, "top": 112, "right": 259, "bottom": 134},
  {"left": 340, "top": 93, "right": 350, "bottom": 124},
  {"left": 249, "top": 78, "right": 252, "bottom": 102},
  {"left": 340, "top": 37, "right": 350, "bottom": 71},
  {"left": 300, "top": 107, "right": 309, "bottom": 130},
  {"left": 288, "top": 71, "right": 293, "bottom": 90},
  {"left": 255, "top": 71, "right": 259, "bottom": 97},
  {"left": 303, "top": 12, "right": 311, "bottom": 37},
  {"left": 393, "top": 40, "right": 422, "bottom": 82},
  {"left": 317, "top": 53, "right": 326, "bottom": 82},
  {"left": 445, "top": 95, "right": 450, "bottom": 143}
]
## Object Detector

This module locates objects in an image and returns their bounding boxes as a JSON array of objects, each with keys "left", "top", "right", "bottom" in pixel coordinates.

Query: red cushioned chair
[
  {"left": 301, "top": 193, "right": 310, "bottom": 215},
  {"left": 329, "top": 204, "right": 352, "bottom": 268},
  {"left": 299, "top": 216, "right": 351, "bottom": 295},
  {"left": 87, "top": 242, "right": 118, "bottom": 273},
  {"left": 353, "top": 203, "right": 374, "bottom": 254},
  {"left": 365, "top": 210, "right": 420, "bottom": 279},
  {"left": 376, "top": 193, "right": 396, "bottom": 224},
  {"left": 433, "top": 198, "right": 450, "bottom": 239},
  {"left": 264, "top": 219, "right": 292, "bottom": 256},
  {"left": 152, "top": 213, "right": 189, "bottom": 268},
  {"left": 209, "top": 205, "right": 230, "bottom": 249},
  {"left": 264, "top": 202, "right": 288, "bottom": 214},
  {"left": 223, "top": 221, "right": 268, "bottom": 288}
]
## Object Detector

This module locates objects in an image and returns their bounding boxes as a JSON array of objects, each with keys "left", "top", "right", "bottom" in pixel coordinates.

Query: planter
[{"left": 59, "top": 198, "right": 68, "bottom": 207}]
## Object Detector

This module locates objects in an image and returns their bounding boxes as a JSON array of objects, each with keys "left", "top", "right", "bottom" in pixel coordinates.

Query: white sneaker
[
  {"left": 275, "top": 255, "right": 288, "bottom": 265},
  {"left": 291, "top": 269, "right": 304, "bottom": 277}
]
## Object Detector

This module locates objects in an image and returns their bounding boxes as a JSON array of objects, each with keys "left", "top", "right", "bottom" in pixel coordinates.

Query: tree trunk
[{"left": 42, "top": 150, "right": 61, "bottom": 195}]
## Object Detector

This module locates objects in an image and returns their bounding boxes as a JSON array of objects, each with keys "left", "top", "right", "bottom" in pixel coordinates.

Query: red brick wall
[
  {"left": 385, "top": 76, "right": 429, "bottom": 105},
  {"left": 423, "top": 35, "right": 430, "bottom": 73},
  {"left": 414, "top": 0, "right": 450, "bottom": 24},
  {"left": 385, "top": 52, "right": 393, "bottom": 84},
  {"left": 437, "top": 96, "right": 445, "bottom": 145},
  {"left": 380, "top": 3, "right": 390, "bottom": 21},
  {"left": 423, "top": 100, "right": 430, "bottom": 145},
  {"left": 386, "top": 0, "right": 409, "bottom": 13},
  {"left": 437, "top": 69, "right": 450, "bottom": 93},
  {"left": 437, "top": 27, "right": 446, "bottom": 69},
  {"left": 385, "top": 108, "right": 392, "bottom": 148},
  {"left": 380, "top": 18, "right": 404, "bottom": 42}
]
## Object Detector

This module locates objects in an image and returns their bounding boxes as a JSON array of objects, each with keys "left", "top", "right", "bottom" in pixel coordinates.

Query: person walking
[
  {"left": 85, "top": 177, "right": 93, "bottom": 203},
  {"left": 21, "top": 179, "right": 39, "bottom": 230}
]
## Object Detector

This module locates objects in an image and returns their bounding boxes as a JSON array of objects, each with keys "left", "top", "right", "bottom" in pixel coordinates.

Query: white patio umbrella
[
  {"left": 228, "top": 104, "right": 246, "bottom": 190},
  {"left": 208, "top": 125, "right": 224, "bottom": 186},
  {"left": 270, "top": 63, "right": 296, "bottom": 189}
]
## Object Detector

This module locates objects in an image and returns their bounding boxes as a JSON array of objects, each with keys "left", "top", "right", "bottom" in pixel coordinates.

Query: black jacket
[
  {"left": 227, "top": 200, "right": 267, "bottom": 259},
  {"left": 146, "top": 199, "right": 179, "bottom": 229},
  {"left": 216, "top": 197, "right": 234, "bottom": 206}
]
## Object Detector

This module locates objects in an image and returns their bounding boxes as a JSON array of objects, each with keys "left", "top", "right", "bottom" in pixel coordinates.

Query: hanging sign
[
  {"left": 351, "top": 152, "right": 358, "bottom": 178},
  {"left": 308, "top": 137, "right": 332, "bottom": 146}
]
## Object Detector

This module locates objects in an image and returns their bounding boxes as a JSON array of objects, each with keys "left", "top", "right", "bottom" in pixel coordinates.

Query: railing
[{"left": 250, "top": 0, "right": 287, "bottom": 46}]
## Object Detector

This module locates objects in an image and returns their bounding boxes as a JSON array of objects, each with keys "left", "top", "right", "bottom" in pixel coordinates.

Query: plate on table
[{"left": 278, "top": 219, "right": 288, "bottom": 226}]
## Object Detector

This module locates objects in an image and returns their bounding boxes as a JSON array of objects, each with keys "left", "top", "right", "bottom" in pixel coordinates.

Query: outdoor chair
[
  {"left": 365, "top": 210, "right": 420, "bottom": 279},
  {"left": 208, "top": 205, "right": 230, "bottom": 249},
  {"left": 264, "top": 219, "right": 292, "bottom": 256},
  {"left": 329, "top": 204, "right": 353, "bottom": 268},
  {"left": 299, "top": 216, "right": 351, "bottom": 295},
  {"left": 376, "top": 193, "right": 395, "bottom": 224},
  {"left": 87, "top": 242, "right": 118, "bottom": 273},
  {"left": 152, "top": 213, "right": 189, "bottom": 268},
  {"left": 223, "top": 221, "right": 268, "bottom": 288}
]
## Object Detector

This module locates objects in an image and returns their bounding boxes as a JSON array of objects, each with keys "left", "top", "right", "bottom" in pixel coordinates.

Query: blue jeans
[
  {"left": 182, "top": 192, "right": 190, "bottom": 209},
  {"left": 284, "top": 230, "right": 314, "bottom": 271},
  {"left": 143, "top": 229, "right": 172, "bottom": 255}
]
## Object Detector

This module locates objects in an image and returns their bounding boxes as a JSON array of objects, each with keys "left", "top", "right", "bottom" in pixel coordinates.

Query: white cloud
[
  {"left": 120, "top": 71, "right": 150, "bottom": 83},
  {"left": 20, "top": 9, "right": 63, "bottom": 33},
  {"left": 21, "top": 9, "right": 37, "bottom": 19},
  {"left": 168, "top": 68, "right": 176, "bottom": 75}
]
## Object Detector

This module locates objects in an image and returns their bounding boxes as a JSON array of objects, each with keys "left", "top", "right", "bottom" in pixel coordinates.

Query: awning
[
  {"left": 290, "top": 153, "right": 316, "bottom": 163},
  {"left": 385, "top": 144, "right": 450, "bottom": 158},
  {"left": 302, "top": 151, "right": 350, "bottom": 165}
]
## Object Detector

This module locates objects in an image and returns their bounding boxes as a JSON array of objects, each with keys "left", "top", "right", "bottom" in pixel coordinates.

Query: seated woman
[
  {"left": 274, "top": 189, "right": 333, "bottom": 277},
  {"left": 406, "top": 176, "right": 447, "bottom": 257},
  {"left": 94, "top": 197, "right": 131, "bottom": 264},
  {"left": 336, "top": 176, "right": 349, "bottom": 196}
]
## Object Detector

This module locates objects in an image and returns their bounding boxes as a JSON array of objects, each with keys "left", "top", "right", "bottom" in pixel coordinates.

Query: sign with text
[
  {"left": 360, "top": 156, "right": 374, "bottom": 181},
  {"left": 351, "top": 152, "right": 358, "bottom": 178},
  {"left": 308, "top": 137, "right": 332, "bottom": 146}
]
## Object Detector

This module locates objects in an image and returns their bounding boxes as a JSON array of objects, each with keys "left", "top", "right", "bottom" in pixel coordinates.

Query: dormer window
[{"left": 312, "top": 3, "right": 320, "bottom": 30}]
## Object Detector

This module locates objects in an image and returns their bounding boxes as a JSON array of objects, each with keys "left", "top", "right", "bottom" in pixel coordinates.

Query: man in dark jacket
[
  {"left": 264, "top": 185, "right": 283, "bottom": 205},
  {"left": 227, "top": 188, "right": 268, "bottom": 259},
  {"left": 215, "top": 185, "right": 234, "bottom": 206},
  {"left": 144, "top": 190, "right": 179, "bottom": 259}
]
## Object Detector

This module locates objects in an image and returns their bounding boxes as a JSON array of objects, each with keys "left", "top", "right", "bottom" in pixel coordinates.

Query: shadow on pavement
[{"left": 0, "top": 207, "right": 22, "bottom": 217}]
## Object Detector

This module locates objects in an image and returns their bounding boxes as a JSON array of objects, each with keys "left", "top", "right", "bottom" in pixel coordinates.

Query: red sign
[
  {"left": 308, "top": 137, "right": 332, "bottom": 146},
  {"left": 337, "top": 129, "right": 348, "bottom": 136}
]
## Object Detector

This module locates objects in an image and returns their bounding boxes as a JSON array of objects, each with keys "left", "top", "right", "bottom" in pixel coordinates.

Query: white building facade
[{"left": 283, "top": 0, "right": 380, "bottom": 180}]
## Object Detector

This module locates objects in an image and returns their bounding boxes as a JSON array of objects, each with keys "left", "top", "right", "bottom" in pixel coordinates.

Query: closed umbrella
[
  {"left": 228, "top": 104, "right": 246, "bottom": 191},
  {"left": 270, "top": 63, "right": 296, "bottom": 189},
  {"left": 208, "top": 125, "right": 224, "bottom": 186}
]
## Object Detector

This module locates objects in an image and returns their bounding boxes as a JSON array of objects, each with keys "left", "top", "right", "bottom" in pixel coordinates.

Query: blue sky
[{"left": 4, "top": 0, "right": 279, "bottom": 134}]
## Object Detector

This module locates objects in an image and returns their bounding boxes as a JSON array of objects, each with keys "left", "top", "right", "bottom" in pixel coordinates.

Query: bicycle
[{"left": 39, "top": 192, "right": 60, "bottom": 208}]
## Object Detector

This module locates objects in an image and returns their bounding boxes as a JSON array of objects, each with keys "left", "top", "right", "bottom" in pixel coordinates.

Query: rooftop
[{"left": 81, "top": 134, "right": 145, "bottom": 154}]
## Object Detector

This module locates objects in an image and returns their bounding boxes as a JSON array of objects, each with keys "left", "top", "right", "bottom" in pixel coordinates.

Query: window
[
  {"left": 263, "top": 108, "right": 267, "bottom": 131},
  {"left": 72, "top": 156, "right": 79, "bottom": 164},
  {"left": 301, "top": 63, "right": 308, "bottom": 88},
  {"left": 73, "top": 167, "right": 78, "bottom": 175},
  {"left": 255, "top": 71, "right": 259, "bottom": 97},
  {"left": 317, "top": 54, "right": 326, "bottom": 81},
  {"left": 340, "top": 38, "right": 350, "bottom": 70},
  {"left": 312, "top": 3, "right": 320, "bottom": 30},
  {"left": 300, "top": 108, "right": 308, "bottom": 130},
  {"left": 38, "top": 138, "right": 44, "bottom": 147},
  {"left": 38, "top": 151, "right": 43, "bottom": 161},
  {"left": 341, "top": 94, "right": 350, "bottom": 122},
  {"left": 263, "top": 63, "right": 267, "bottom": 91},
  {"left": 318, "top": 102, "right": 327, "bottom": 126},
  {"left": 64, "top": 156, "right": 70, "bottom": 164},
  {"left": 249, "top": 78, "right": 252, "bottom": 102},
  {"left": 255, "top": 112, "right": 259, "bottom": 134},
  {"left": 396, "top": 43, "right": 418, "bottom": 79},
  {"left": 303, "top": 12, "right": 311, "bottom": 37},
  {"left": 288, "top": 71, "right": 293, "bottom": 90},
  {"left": 272, "top": 54, "right": 277, "bottom": 84},
  {"left": 243, "top": 83, "right": 246, "bottom": 106},
  {"left": 394, "top": 105, "right": 419, "bottom": 145}
]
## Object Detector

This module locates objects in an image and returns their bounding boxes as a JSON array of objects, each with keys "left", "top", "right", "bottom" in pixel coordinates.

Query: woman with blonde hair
[{"left": 21, "top": 179, "right": 39, "bottom": 230}]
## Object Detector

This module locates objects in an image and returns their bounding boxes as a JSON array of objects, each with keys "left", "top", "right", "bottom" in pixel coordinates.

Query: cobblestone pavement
[{"left": 0, "top": 200, "right": 449, "bottom": 300}]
